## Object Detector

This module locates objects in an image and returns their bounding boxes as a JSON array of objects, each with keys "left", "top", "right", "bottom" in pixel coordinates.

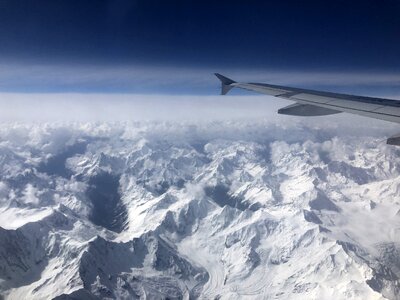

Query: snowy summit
[{"left": 0, "top": 120, "right": 399, "bottom": 299}]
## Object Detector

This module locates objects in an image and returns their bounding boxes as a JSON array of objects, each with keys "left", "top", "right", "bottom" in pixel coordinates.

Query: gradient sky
[{"left": 0, "top": 0, "right": 399, "bottom": 94}]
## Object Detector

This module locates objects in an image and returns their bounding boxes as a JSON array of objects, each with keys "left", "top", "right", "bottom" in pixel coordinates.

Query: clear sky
[{"left": 0, "top": 0, "right": 399, "bottom": 94}]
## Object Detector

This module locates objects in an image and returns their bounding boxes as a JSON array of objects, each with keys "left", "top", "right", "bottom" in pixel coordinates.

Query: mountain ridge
[{"left": 0, "top": 121, "right": 399, "bottom": 299}]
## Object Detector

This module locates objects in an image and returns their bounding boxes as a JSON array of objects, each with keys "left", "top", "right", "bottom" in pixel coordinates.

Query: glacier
[{"left": 0, "top": 119, "right": 400, "bottom": 299}]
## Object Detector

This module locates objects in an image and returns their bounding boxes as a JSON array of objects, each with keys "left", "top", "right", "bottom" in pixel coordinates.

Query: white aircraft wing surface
[{"left": 215, "top": 73, "right": 400, "bottom": 145}]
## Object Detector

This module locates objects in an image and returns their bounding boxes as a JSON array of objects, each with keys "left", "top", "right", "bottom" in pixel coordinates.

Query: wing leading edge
[{"left": 215, "top": 73, "right": 400, "bottom": 145}]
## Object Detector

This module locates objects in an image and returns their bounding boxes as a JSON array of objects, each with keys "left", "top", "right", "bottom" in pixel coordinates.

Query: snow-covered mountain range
[{"left": 1, "top": 119, "right": 400, "bottom": 299}]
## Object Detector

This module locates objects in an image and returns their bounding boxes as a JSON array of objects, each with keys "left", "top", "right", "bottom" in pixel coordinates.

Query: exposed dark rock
[{"left": 87, "top": 173, "right": 127, "bottom": 233}]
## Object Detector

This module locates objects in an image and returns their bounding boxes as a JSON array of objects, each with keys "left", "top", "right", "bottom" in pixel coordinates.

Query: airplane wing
[{"left": 215, "top": 73, "right": 400, "bottom": 145}]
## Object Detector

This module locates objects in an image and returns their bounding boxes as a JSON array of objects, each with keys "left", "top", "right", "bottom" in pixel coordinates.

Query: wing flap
[{"left": 387, "top": 134, "right": 400, "bottom": 146}]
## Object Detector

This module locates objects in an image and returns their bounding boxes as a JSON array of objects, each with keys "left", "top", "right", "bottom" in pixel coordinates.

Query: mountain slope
[{"left": 0, "top": 120, "right": 399, "bottom": 299}]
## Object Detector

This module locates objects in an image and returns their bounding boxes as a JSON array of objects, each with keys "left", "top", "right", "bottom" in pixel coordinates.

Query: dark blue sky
[{"left": 0, "top": 0, "right": 399, "bottom": 93}]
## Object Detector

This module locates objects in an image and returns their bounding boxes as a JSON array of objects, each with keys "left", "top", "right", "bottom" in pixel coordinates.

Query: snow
[
  {"left": 0, "top": 119, "right": 399, "bottom": 299},
  {"left": 0, "top": 207, "right": 54, "bottom": 230}
]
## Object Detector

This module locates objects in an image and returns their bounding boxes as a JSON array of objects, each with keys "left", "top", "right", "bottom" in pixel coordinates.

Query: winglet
[{"left": 215, "top": 73, "right": 236, "bottom": 95}]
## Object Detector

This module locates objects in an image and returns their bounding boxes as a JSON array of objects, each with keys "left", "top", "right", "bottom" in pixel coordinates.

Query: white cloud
[
  {"left": 0, "top": 182, "right": 9, "bottom": 199},
  {"left": 0, "top": 93, "right": 289, "bottom": 122},
  {"left": 22, "top": 184, "right": 40, "bottom": 205},
  {"left": 0, "top": 92, "right": 399, "bottom": 141}
]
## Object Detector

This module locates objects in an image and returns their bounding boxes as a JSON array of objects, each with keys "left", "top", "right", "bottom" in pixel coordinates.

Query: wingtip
[{"left": 215, "top": 73, "right": 236, "bottom": 95}]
